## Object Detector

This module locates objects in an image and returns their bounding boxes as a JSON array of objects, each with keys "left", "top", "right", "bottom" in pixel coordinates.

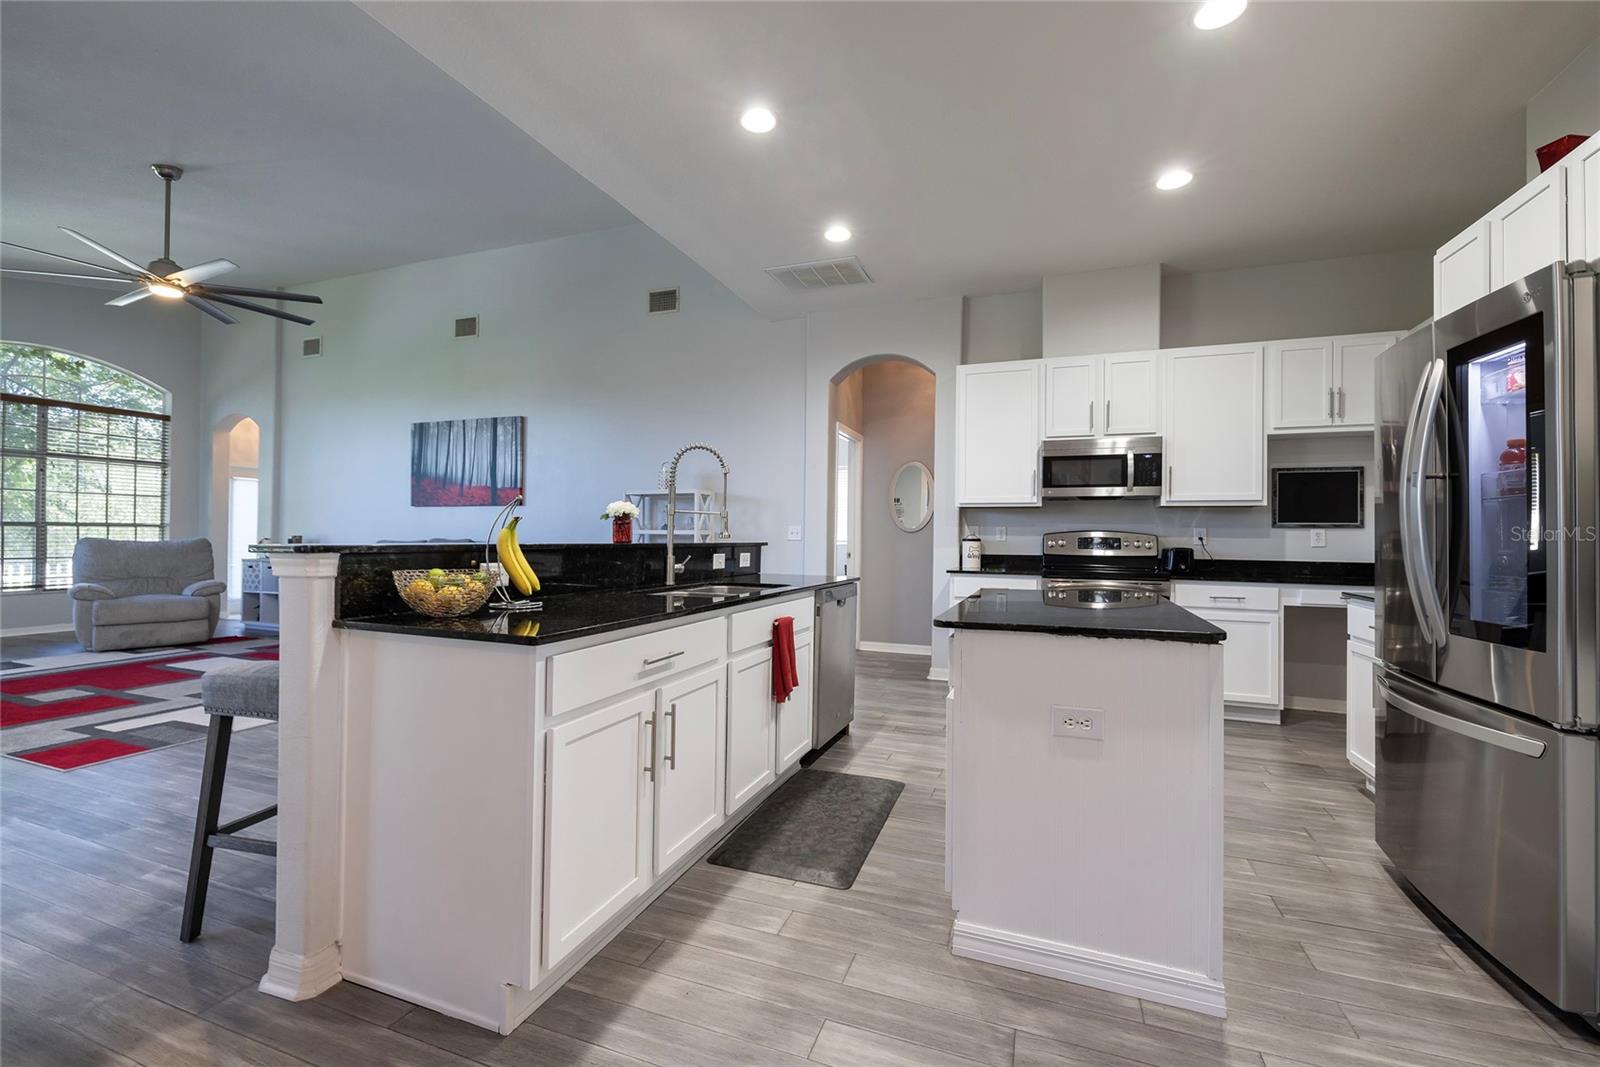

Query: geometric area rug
[{"left": 0, "top": 635, "right": 278, "bottom": 771}]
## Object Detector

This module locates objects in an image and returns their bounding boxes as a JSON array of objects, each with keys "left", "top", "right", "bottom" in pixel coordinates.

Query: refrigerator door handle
[
  {"left": 1377, "top": 675, "right": 1546, "bottom": 757},
  {"left": 1399, "top": 358, "right": 1442, "bottom": 645},
  {"left": 1405, "top": 358, "right": 1449, "bottom": 646}
]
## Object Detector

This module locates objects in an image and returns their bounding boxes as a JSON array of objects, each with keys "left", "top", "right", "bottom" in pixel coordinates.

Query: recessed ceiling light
[
  {"left": 824, "top": 223, "right": 852, "bottom": 243},
  {"left": 1155, "top": 168, "right": 1194, "bottom": 191},
  {"left": 1192, "top": 0, "right": 1246, "bottom": 30},
  {"left": 740, "top": 106, "right": 776, "bottom": 133}
]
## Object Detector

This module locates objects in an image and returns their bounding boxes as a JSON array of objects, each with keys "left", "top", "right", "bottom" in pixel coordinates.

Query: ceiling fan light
[{"left": 146, "top": 281, "right": 185, "bottom": 299}]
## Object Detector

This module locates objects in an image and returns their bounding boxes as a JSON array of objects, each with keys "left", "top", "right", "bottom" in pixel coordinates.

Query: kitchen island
[
  {"left": 250, "top": 541, "right": 852, "bottom": 1033},
  {"left": 935, "top": 587, "right": 1229, "bottom": 1016}
]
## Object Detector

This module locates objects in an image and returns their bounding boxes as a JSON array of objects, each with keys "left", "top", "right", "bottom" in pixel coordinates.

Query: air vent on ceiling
[
  {"left": 648, "top": 287, "right": 680, "bottom": 314},
  {"left": 302, "top": 337, "right": 322, "bottom": 358},
  {"left": 454, "top": 315, "right": 479, "bottom": 339},
  {"left": 764, "top": 256, "right": 872, "bottom": 292}
]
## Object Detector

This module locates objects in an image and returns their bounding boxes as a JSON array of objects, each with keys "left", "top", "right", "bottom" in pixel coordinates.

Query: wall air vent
[
  {"left": 764, "top": 256, "right": 872, "bottom": 292},
  {"left": 648, "top": 288, "right": 680, "bottom": 314},
  {"left": 454, "top": 316, "right": 479, "bottom": 339},
  {"left": 302, "top": 337, "right": 322, "bottom": 358}
]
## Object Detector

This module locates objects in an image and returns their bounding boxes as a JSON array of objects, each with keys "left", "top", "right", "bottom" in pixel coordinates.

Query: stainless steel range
[{"left": 1041, "top": 530, "right": 1169, "bottom": 607}]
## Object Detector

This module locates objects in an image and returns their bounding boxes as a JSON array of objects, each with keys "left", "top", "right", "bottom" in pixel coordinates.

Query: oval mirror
[{"left": 890, "top": 461, "right": 934, "bottom": 533}]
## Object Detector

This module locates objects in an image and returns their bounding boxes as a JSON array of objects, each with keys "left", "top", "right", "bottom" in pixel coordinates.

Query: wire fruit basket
[{"left": 394, "top": 569, "right": 496, "bottom": 618}]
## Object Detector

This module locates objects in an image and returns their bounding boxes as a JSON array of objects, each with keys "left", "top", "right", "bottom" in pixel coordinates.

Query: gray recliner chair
[{"left": 70, "top": 538, "right": 226, "bottom": 651}]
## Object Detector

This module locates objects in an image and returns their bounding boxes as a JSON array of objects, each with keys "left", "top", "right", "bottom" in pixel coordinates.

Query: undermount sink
[{"left": 647, "top": 582, "right": 785, "bottom": 599}]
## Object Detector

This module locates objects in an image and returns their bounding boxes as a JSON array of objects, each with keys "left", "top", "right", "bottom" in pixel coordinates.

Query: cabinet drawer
[
  {"left": 1347, "top": 600, "right": 1376, "bottom": 643},
  {"left": 1173, "top": 582, "right": 1278, "bottom": 612},
  {"left": 729, "top": 595, "right": 813, "bottom": 654},
  {"left": 550, "top": 617, "right": 725, "bottom": 716}
]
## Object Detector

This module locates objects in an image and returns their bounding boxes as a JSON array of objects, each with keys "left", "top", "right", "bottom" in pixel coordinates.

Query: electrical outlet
[
  {"left": 712, "top": 552, "right": 727, "bottom": 569},
  {"left": 1192, "top": 527, "right": 1208, "bottom": 548},
  {"left": 1309, "top": 528, "right": 1327, "bottom": 548},
  {"left": 787, "top": 525, "right": 802, "bottom": 541},
  {"left": 995, "top": 526, "right": 1007, "bottom": 542},
  {"left": 738, "top": 551, "right": 751, "bottom": 568},
  {"left": 1051, "top": 705, "right": 1104, "bottom": 741}
]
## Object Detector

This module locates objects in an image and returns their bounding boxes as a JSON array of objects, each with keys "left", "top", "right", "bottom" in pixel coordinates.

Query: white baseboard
[
  {"left": 951, "top": 920, "right": 1226, "bottom": 1018},
  {"left": 858, "top": 641, "right": 933, "bottom": 657},
  {"left": 258, "top": 942, "right": 343, "bottom": 1002},
  {"left": 0, "top": 624, "right": 74, "bottom": 637},
  {"left": 926, "top": 666, "right": 950, "bottom": 682},
  {"left": 1284, "top": 697, "right": 1345, "bottom": 715},
  {"left": 1223, "top": 705, "right": 1282, "bottom": 725}
]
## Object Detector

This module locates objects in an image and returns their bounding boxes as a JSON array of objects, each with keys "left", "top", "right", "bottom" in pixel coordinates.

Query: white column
[{"left": 259, "top": 551, "right": 346, "bottom": 1001}]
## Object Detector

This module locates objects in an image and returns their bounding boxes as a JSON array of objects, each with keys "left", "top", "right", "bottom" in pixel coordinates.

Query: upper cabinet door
[
  {"left": 1332, "top": 333, "right": 1398, "bottom": 430},
  {"left": 1489, "top": 166, "right": 1566, "bottom": 289},
  {"left": 1434, "top": 220, "right": 1492, "bottom": 318},
  {"left": 1266, "top": 338, "right": 1334, "bottom": 431},
  {"left": 956, "top": 362, "right": 1042, "bottom": 506},
  {"left": 1161, "top": 344, "right": 1265, "bottom": 506},
  {"left": 1041, "top": 356, "right": 1098, "bottom": 439},
  {"left": 1101, "top": 351, "right": 1161, "bottom": 436},
  {"left": 1565, "top": 132, "right": 1600, "bottom": 263}
]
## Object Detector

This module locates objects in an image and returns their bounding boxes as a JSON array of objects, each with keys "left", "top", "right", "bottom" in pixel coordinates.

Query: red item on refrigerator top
[{"left": 1536, "top": 134, "right": 1589, "bottom": 173}]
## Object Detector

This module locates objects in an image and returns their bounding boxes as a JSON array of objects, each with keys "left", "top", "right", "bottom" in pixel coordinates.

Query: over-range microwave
[{"left": 1039, "top": 435, "right": 1163, "bottom": 499}]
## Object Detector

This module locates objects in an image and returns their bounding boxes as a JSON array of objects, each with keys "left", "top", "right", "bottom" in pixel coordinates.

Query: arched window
[{"left": 1, "top": 343, "right": 171, "bottom": 591}]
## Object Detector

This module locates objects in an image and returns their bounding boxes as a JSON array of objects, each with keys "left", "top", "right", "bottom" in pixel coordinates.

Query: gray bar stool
[{"left": 180, "top": 661, "right": 279, "bottom": 942}]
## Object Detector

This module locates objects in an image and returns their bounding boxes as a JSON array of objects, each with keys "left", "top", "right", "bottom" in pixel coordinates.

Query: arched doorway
[{"left": 211, "top": 415, "right": 260, "bottom": 615}]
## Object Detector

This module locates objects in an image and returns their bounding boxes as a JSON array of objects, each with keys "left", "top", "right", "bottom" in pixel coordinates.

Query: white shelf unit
[
  {"left": 240, "top": 557, "right": 279, "bottom": 631},
  {"left": 626, "top": 490, "right": 721, "bottom": 542}
]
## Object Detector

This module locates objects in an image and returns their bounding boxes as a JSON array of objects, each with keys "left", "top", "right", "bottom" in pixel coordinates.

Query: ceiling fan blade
[
  {"left": 106, "top": 288, "right": 153, "bottom": 307},
  {"left": 1, "top": 240, "right": 139, "bottom": 277},
  {"left": 184, "top": 295, "right": 237, "bottom": 325},
  {"left": 58, "top": 227, "right": 151, "bottom": 277},
  {"left": 0, "top": 267, "right": 136, "bottom": 286},
  {"left": 167, "top": 259, "right": 237, "bottom": 286},
  {"left": 201, "top": 293, "right": 316, "bottom": 326},
  {"left": 192, "top": 283, "right": 322, "bottom": 305}
]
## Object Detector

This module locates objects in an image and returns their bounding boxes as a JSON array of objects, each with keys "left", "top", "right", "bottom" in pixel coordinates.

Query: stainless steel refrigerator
[{"left": 1375, "top": 259, "right": 1600, "bottom": 1020}]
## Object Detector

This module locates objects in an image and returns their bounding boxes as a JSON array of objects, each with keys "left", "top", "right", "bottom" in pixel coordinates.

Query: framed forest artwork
[{"left": 410, "top": 416, "right": 524, "bottom": 507}]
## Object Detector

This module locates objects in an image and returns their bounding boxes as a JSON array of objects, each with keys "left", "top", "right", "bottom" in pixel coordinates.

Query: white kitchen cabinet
[
  {"left": 776, "top": 637, "right": 814, "bottom": 772},
  {"left": 956, "top": 361, "right": 1041, "bottom": 505},
  {"left": 1042, "top": 356, "right": 1097, "bottom": 438},
  {"left": 948, "top": 573, "right": 1039, "bottom": 607},
  {"left": 1266, "top": 337, "right": 1334, "bottom": 431},
  {"left": 653, "top": 665, "right": 725, "bottom": 875},
  {"left": 726, "top": 647, "right": 777, "bottom": 811},
  {"left": 1332, "top": 334, "right": 1394, "bottom": 429},
  {"left": 1434, "top": 220, "right": 1492, "bottom": 318},
  {"left": 1161, "top": 343, "right": 1265, "bottom": 506},
  {"left": 544, "top": 689, "right": 655, "bottom": 968},
  {"left": 1345, "top": 598, "right": 1377, "bottom": 790},
  {"left": 1490, "top": 165, "right": 1567, "bottom": 289},
  {"left": 1199, "top": 607, "right": 1282, "bottom": 708},
  {"left": 1565, "top": 132, "right": 1600, "bottom": 263},
  {"left": 1042, "top": 351, "right": 1161, "bottom": 439}
]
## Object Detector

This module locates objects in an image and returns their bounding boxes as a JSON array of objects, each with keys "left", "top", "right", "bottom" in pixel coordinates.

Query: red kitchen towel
[{"left": 772, "top": 616, "right": 799, "bottom": 703}]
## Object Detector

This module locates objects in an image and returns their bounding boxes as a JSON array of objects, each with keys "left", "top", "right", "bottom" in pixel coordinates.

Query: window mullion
[{"left": 33, "top": 400, "right": 47, "bottom": 589}]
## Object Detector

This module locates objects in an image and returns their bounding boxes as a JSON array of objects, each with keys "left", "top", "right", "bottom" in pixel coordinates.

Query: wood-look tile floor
[{"left": 3, "top": 646, "right": 1598, "bottom": 1066}]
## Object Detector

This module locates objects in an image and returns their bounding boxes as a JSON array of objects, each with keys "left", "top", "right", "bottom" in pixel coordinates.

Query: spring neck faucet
[{"left": 664, "top": 443, "right": 730, "bottom": 586}]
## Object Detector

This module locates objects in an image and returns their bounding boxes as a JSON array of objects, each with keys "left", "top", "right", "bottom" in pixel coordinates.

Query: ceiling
[
  {"left": 362, "top": 1, "right": 1599, "bottom": 319},
  {"left": 0, "top": 2, "right": 635, "bottom": 289}
]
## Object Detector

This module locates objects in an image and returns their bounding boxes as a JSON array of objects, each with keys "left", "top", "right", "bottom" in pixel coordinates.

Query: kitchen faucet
[{"left": 663, "top": 443, "right": 731, "bottom": 586}]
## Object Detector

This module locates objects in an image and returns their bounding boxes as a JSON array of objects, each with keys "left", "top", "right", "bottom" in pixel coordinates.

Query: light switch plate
[
  {"left": 712, "top": 552, "right": 727, "bottom": 569},
  {"left": 738, "top": 551, "right": 751, "bottom": 568},
  {"left": 1309, "top": 528, "right": 1327, "bottom": 548},
  {"left": 787, "top": 526, "right": 803, "bottom": 541},
  {"left": 995, "top": 526, "right": 1007, "bottom": 542},
  {"left": 1051, "top": 704, "right": 1103, "bottom": 741}
]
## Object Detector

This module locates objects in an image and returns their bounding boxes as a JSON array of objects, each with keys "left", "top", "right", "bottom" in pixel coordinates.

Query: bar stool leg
[{"left": 181, "top": 712, "right": 234, "bottom": 943}]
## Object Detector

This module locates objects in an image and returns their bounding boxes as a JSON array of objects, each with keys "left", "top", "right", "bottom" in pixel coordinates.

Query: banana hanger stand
[{"left": 487, "top": 495, "right": 542, "bottom": 612}]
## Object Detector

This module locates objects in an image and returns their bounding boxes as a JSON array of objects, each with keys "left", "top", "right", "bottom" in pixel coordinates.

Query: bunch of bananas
[{"left": 495, "top": 516, "right": 541, "bottom": 596}]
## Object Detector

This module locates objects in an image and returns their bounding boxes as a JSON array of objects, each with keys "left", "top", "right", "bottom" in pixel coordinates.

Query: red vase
[{"left": 612, "top": 516, "right": 633, "bottom": 544}]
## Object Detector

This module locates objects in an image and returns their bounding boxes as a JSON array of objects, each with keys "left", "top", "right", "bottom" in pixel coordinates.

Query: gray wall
[
  {"left": 856, "top": 361, "right": 935, "bottom": 649},
  {"left": 1, "top": 278, "right": 204, "bottom": 632},
  {"left": 1525, "top": 36, "right": 1600, "bottom": 180},
  {"left": 1043, "top": 264, "right": 1161, "bottom": 357},
  {"left": 963, "top": 288, "right": 1042, "bottom": 365}
]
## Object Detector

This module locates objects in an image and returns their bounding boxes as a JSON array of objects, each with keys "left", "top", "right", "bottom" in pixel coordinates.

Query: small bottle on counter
[{"left": 961, "top": 535, "right": 984, "bottom": 572}]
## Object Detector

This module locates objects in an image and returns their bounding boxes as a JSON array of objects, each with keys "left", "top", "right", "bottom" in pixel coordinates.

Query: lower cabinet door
[
  {"left": 1345, "top": 640, "right": 1377, "bottom": 783},
  {"left": 776, "top": 638, "right": 814, "bottom": 772},
  {"left": 544, "top": 690, "right": 655, "bottom": 969},
  {"left": 655, "top": 665, "right": 725, "bottom": 875},
  {"left": 1196, "top": 607, "right": 1282, "bottom": 707},
  {"left": 726, "top": 648, "right": 777, "bottom": 812}
]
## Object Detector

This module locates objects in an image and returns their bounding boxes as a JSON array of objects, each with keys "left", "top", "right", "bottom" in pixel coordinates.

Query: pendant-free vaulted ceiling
[{"left": 362, "top": 0, "right": 1599, "bottom": 319}]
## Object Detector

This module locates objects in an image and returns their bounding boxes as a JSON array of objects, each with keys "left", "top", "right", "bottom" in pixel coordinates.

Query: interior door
[
  {"left": 1043, "top": 356, "right": 1098, "bottom": 438},
  {"left": 1101, "top": 352, "right": 1160, "bottom": 436},
  {"left": 1268, "top": 338, "right": 1334, "bottom": 430},
  {"left": 655, "top": 665, "right": 724, "bottom": 875}
]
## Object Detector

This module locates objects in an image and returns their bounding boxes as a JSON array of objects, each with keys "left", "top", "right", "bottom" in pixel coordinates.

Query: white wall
[
  {"left": 1525, "top": 36, "right": 1600, "bottom": 181},
  {"left": 1042, "top": 264, "right": 1160, "bottom": 357},
  {"left": 963, "top": 288, "right": 1042, "bottom": 365},
  {"left": 856, "top": 361, "right": 935, "bottom": 649},
  {"left": 1, "top": 278, "right": 204, "bottom": 632},
  {"left": 203, "top": 223, "right": 811, "bottom": 569}
]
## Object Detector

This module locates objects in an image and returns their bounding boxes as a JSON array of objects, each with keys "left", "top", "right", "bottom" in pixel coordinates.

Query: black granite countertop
[
  {"left": 934, "top": 588, "right": 1225, "bottom": 644},
  {"left": 334, "top": 574, "right": 850, "bottom": 647},
  {"left": 949, "top": 556, "right": 1374, "bottom": 587},
  {"left": 253, "top": 541, "right": 767, "bottom": 555}
]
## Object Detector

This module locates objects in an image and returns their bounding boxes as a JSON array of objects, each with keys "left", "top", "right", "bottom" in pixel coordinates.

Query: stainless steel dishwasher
[{"left": 812, "top": 582, "right": 858, "bottom": 750}]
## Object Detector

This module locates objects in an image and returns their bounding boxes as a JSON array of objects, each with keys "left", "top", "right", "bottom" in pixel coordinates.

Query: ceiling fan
[{"left": 0, "top": 163, "right": 322, "bottom": 326}]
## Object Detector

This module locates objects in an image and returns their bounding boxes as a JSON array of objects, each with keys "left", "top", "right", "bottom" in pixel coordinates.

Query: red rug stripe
[
  {"left": 0, "top": 694, "right": 140, "bottom": 727},
  {"left": 242, "top": 650, "right": 279, "bottom": 661},
  {"left": 15, "top": 737, "right": 148, "bottom": 769},
  {"left": 0, "top": 656, "right": 206, "bottom": 697}
]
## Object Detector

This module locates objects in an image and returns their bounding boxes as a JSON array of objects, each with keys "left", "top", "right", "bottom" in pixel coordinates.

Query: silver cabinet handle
[
  {"left": 643, "top": 650, "right": 684, "bottom": 667},
  {"left": 1337, "top": 387, "right": 1345, "bottom": 420},
  {"left": 1167, "top": 464, "right": 1174, "bottom": 495},
  {"left": 644, "top": 715, "right": 656, "bottom": 779},
  {"left": 665, "top": 703, "right": 678, "bottom": 770},
  {"left": 1377, "top": 677, "right": 1546, "bottom": 757},
  {"left": 1327, "top": 387, "right": 1334, "bottom": 420},
  {"left": 1209, "top": 595, "right": 1246, "bottom": 601},
  {"left": 1105, "top": 400, "right": 1111, "bottom": 431},
  {"left": 1088, "top": 400, "right": 1094, "bottom": 435}
]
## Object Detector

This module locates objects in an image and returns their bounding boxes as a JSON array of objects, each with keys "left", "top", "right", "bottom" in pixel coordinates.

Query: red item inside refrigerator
[{"left": 1535, "top": 134, "right": 1589, "bottom": 173}]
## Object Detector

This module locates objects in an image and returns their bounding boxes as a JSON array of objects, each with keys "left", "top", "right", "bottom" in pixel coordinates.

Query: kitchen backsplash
[{"left": 963, "top": 435, "right": 1375, "bottom": 561}]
